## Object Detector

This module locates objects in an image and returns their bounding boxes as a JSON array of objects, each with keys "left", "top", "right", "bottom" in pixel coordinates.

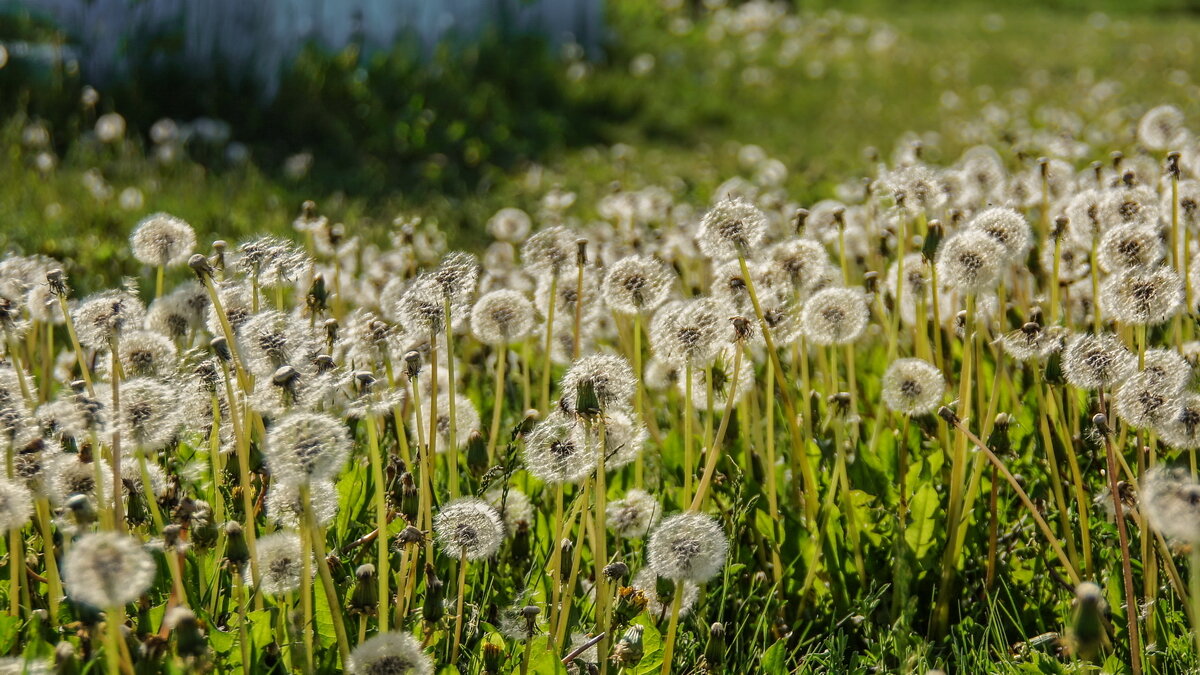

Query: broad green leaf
[{"left": 904, "top": 484, "right": 939, "bottom": 560}]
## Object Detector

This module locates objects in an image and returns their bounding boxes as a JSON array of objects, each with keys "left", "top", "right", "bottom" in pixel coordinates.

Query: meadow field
[{"left": 4, "top": 1, "right": 1200, "bottom": 672}]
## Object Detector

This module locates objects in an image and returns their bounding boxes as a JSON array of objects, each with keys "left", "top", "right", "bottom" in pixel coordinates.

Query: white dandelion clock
[
  {"left": 63, "top": 532, "right": 156, "bottom": 608},
  {"left": 881, "top": 358, "right": 945, "bottom": 416},
  {"left": 130, "top": 213, "right": 196, "bottom": 268},
  {"left": 347, "top": 632, "right": 433, "bottom": 675},
  {"left": 434, "top": 498, "right": 505, "bottom": 561},
  {"left": 646, "top": 512, "right": 728, "bottom": 584},
  {"left": 800, "top": 287, "right": 870, "bottom": 346}
]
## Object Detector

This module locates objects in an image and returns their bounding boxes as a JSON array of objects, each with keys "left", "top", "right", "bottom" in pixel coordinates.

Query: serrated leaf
[
  {"left": 904, "top": 484, "right": 939, "bottom": 560},
  {"left": 761, "top": 638, "right": 788, "bottom": 674}
]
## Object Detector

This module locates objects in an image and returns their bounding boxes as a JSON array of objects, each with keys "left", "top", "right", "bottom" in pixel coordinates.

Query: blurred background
[{"left": 2, "top": 0, "right": 1199, "bottom": 288}]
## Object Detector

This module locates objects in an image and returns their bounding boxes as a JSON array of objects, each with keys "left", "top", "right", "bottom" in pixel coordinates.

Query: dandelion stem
[
  {"left": 659, "top": 583, "right": 685, "bottom": 675},
  {"left": 541, "top": 275, "right": 558, "bottom": 415},
  {"left": 451, "top": 547, "right": 468, "bottom": 664},
  {"left": 366, "top": 414, "right": 390, "bottom": 631},
  {"left": 593, "top": 420, "right": 611, "bottom": 675},
  {"left": 104, "top": 607, "right": 123, "bottom": 675},
  {"left": 691, "top": 344, "right": 742, "bottom": 512},
  {"left": 444, "top": 297, "right": 460, "bottom": 499},
  {"left": 486, "top": 344, "right": 509, "bottom": 463},
  {"left": 1098, "top": 424, "right": 1143, "bottom": 675}
]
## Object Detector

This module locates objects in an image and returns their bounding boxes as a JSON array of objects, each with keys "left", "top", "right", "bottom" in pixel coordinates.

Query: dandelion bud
[
  {"left": 1052, "top": 215, "right": 1069, "bottom": 240},
  {"left": 314, "top": 354, "right": 335, "bottom": 374},
  {"left": 613, "top": 586, "right": 648, "bottom": 628},
  {"left": 211, "top": 241, "right": 227, "bottom": 271},
  {"left": 730, "top": 316, "right": 752, "bottom": 342},
  {"left": 188, "top": 253, "right": 213, "bottom": 279},
  {"left": 272, "top": 365, "right": 299, "bottom": 388},
  {"left": 793, "top": 208, "right": 809, "bottom": 235},
  {"left": 64, "top": 494, "right": 96, "bottom": 528},
  {"left": 404, "top": 350, "right": 422, "bottom": 379},
  {"left": 349, "top": 564, "right": 378, "bottom": 615},
  {"left": 560, "top": 540, "right": 575, "bottom": 583},
  {"left": 323, "top": 318, "right": 339, "bottom": 346},
  {"left": 306, "top": 274, "right": 327, "bottom": 315},
  {"left": 465, "top": 430, "right": 489, "bottom": 477},
  {"left": 164, "top": 606, "right": 206, "bottom": 659},
  {"left": 347, "top": 631, "right": 433, "bottom": 675},
  {"left": 482, "top": 642, "right": 505, "bottom": 675},
  {"left": 987, "top": 414, "right": 1011, "bottom": 454},
  {"left": 516, "top": 410, "right": 540, "bottom": 437},
  {"left": 46, "top": 269, "right": 68, "bottom": 297},
  {"left": 55, "top": 641, "right": 79, "bottom": 675},
  {"left": 922, "top": 220, "right": 943, "bottom": 262},
  {"left": 398, "top": 474, "right": 420, "bottom": 522},
  {"left": 704, "top": 623, "right": 726, "bottom": 671},
  {"left": 1092, "top": 414, "right": 1110, "bottom": 436},
  {"left": 210, "top": 336, "right": 231, "bottom": 362},
  {"left": 937, "top": 406, "right": 958, "bottom": 425},
  {"left": 604, "top": 561, "right": 630, "bottom": 581},
  {"left": 862, "top": 271, "right": 878, "bottom": 294},
  {"left": 611, "top": 625, "right": 645, "bottom": 668},
  {"left": 1168, "top": 151, "right": 1182, "bottom": 179},
  {"left": 422, "top": 564, "right": 445, "bottom": 624},
  {"left": 1070, "top": 581, "right": 1105, "bottom": 662},
  {"left": 396, "top": 524, "right": 424, "bottom": 548}
]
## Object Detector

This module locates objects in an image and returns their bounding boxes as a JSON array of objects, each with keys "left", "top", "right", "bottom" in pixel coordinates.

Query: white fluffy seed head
[
  {"left": 522, "top": 410, "right": 597, "bottom": 485},
  {"left": 409, "top": 393, "right": 480, "bottom": 452},
  {"left": 434, "top": 497, "right": 505, "bottom": 561},
  {"left": 265, "top": 479, "right": 339, "bottom": 530},
  {"left": 1140, "top": 465, "right": 1200, "bottom": 544},
  {"left": 108, "top": 377, "right": 182, "bottom": 452},
  {"left": 650, "top": 297, "right": 729, "bottom": 369},
  {"left": 63, "top": 532, "right": 156, "bottom": 608},
  {"left": 116, "top": 330, "right": 178, "bottom": 377},
  {"left": 1061, "top": 332, "right": 1137, "bottom": 390},
  {"left": 252, "top": 531, "right": 310, "bottom": 596},
  {"left": 264, "top": 411, "right": 352, "bottom": 486},
  {"left": 347, "top": 631, "right": 433, "bottom": 675},
  {"left": 881, "top": 358, "right": 945, "bottom": 416},
  {"left": 239, "top": 310, "right": 322, "bottom": 378},
  {"left": 646, "top": 512, "right": 728, "bottom": 584},
  {"left": 1099, "top": 266, "right": 1184, "bottom": 326},
  {"left": 1157, "top": 393, "right": 1200, "bottom": 450},
  {"left": 558, "top": 353, "right": 637, "bottom": 416},
  {"left": 606, "top": 489, "right": 661, "bottom": 539},
  {"left": 997, "top": 324, "right": 1067, "bottom": 362},
  {"left": 488, "top": 207, "right": 532, "bottom": 242},
  {"left": 800, "top": 287, "right": 870, "bottom": 346},
  {"left": 696, "top": 196, "right": 767, "bottom": 260},
  {"left": 1097, "top": 223, "right": 1164, "bottom": 273},
  {"left": 521, "top": 225, "right": 575, "bottom": 276},
  {"left": 73, "top": 290, "right": 146, "bottom": 349},
  {"left": 934, "top": 230, "right": 1005, "bottom": 294},
  {"left": 768, "top": 238, "right": 833, "bottom": 297},
  {"left": 234, "top": 236, "right": 312, "bottom": 288},
  {"left": 0, "top": 475, "right": 33, "bottom": 532},
  {"left": 130, "top": 213, "right": 196, "bottom": 267},
  {"left": 470, "top": 289, "right": 535, "bottom": 345},
  {"left": 602, "top": 255, "right": 674, "bottom": 315},
  {"left": 484, "top": 487, "right": 534, "bottom": 536},
  {"left": 1137, "top": 105, "right": 1188, "bottom": 151},
  {"left": 967, "top": 207, "right": 1032, "bottom": 263},
  {"left": 1113, "top": 371, "right": 1179, "bottom": 430}
]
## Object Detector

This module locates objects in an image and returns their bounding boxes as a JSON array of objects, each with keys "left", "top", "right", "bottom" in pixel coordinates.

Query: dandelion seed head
[
  {"left": 684, "top": 348, "right": 753, "bottom": 412},
  {"left": 521, "top": 225, "right": 576, "bottom": 276},
  {"left": 240, "top": 310, "right": 322, "bottom": 378},
  {"left": 234, "top": 236, "right": 312, "bottom": 287},
  {"left": 409, "top": 393, "right": 480, "bottom": 452},
  {"left": 251, "top": 531, "right": 311, "bottom": 596},
  {"left": 522, "top": 410, "right": 596, "bottom": 485},
  {"left": 347, "top": 631, "right": 433, "bottom": 675},
  {"left": 1140, "top": 348, "right": 1193, "bottom": 393},
  {"left": 434, "top": 497, "right": 505, "bottom": 561},
  {"left": 1100, "top": 266, "right": 1184, "bottom": 326},
  {"left": 264, "top": 411, "right": 352, "bottom": 485},
  {"left": 488, "top": 207, "right": 532, "bottom": 242},
  {"left": 934, "top": 230, "right": 1005, "bottom": 294},
  {"left": 646, "top": 512, "right": 728, "bottom": 583},
  {"left": 204, "top": 281, "right": 254, "bottom": 336},
  {"left": 116, "top": 330, "right": 178, "bottom": 377},
  {"left": 881, "top": 358, "right": 945, "bottom": 415},
  {"left": 1113, "top": 371, "right": 1178, "bottom": 430},
  {"left": 603, "top": 255, "right": 674, "bottom": 315},
  {"left": 650, "top": 297, "right": 731, "bottom": 369},
  {"left": 577, "top": 409, "right": 648, "bottom": 471},
  {"left": 47, "top": 454, "right": 108, "bottom": 505},
  {"left": 0, "top": 476, "right": 33, "bottom": 532},
  {"left": 73, "top": 290, "right": 146, "bottom": 349},
  {"left": 1140, "top": 465, "right": 1200, "bottom": 544},
  {"left": 433, "top": 251, "right": 480, "bottom": 304},
  {"left": 395, "top": 275, "right": 449, "bottom": 336},
  {"left": 130, "top": 213, "right": 196, "bottom": 267},
  {"left": 1098, "top": 223, "right": 1164, "bottom": 273},
  {"left": 800, "top": 286, "right": 870, "bottom": 345},
  {"left": 484, "top": 487, "right": 534, "bottom": 536},
  {"left": 1137, "top": 105, "right": 1188, "bottom": 151},
  {"left": 967, "top": 207, "right": 1032, "bottom": 262},
  {"left": 696, "top": 196, "right": 768, "bottom": 260},
  {"left": 1062, "top": 332, "right": 1137, "bottom": 390},
  {"left": 470, "top": 289, "right": 535, "bottom": 345},
  {"left": 63, "top": 532, "right": 156, "bottom": 608},
  {"left": 265, "top": 479, "right": 339, "bottom": 530},
  {"left": 879, "top": 164, "right": 947, "bottom": 216},
  {"left": 768, "top": 238, "right": 832, "bottom": 296},
  {"left": 498, "top": 605, "right": 547, "bottom": 641},
  {"left": 559, "top": 353, "right": 637, "bottom": 415},
  {"left": 1157, "top": 393, "right": 1200, "bottom": 450},
  {"left": 607, "top": 489, "right": 661, "bottom": 539}
]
